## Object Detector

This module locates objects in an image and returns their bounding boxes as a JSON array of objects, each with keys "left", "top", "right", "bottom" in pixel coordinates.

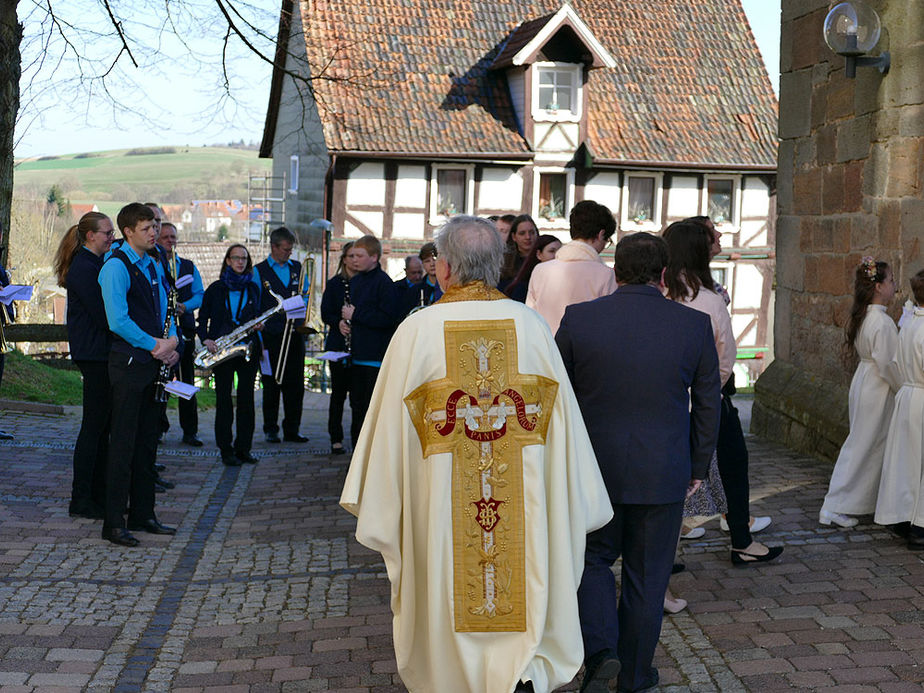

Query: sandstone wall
[{"left": 753, "top": 0, "right": 924, "bottom": 460}]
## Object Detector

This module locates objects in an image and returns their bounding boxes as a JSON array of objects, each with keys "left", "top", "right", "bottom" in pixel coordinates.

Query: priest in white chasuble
[{"left": 341, "top": 215, "right": 613, "bottom": 693}]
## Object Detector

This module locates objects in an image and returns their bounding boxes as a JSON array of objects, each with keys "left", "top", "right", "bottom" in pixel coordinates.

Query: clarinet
[
  {"left": 153, "top": 285, "right": 177, "bottom": 403},
  {"left": 343, "top": 276, "right": 352, "bottom": 365}
]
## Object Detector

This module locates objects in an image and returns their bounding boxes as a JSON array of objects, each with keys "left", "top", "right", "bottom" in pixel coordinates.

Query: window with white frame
[
  {"left": 288, "top": 155, "right": 299, "bottom": 193},
  {"left": 430, "top": 165, "right": 474, "bottom": 221},
  {"left": 532, "top": 168, "right": 574, "bottom": 225},
  {"left": 532, "top": 63, "right": 582, "bottom": 121},
  {"left": 702, "top": 176, "right": 740, "bottom": 226},
  {"left": 706, "top": 178, "right": 735, "bottom": 224},
  {"left": 621, "top": 174, "right": 662, "bottom": 229}
]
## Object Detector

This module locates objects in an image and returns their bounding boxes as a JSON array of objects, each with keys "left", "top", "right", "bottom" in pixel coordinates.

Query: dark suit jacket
[{"left": 556, "top": 283, "right": 721, "bottom": 505}]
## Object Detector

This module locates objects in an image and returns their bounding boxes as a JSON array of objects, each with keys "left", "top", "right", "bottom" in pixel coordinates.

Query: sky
[{"left": 14, "top": 0, "right": 782, "bottom": 159}]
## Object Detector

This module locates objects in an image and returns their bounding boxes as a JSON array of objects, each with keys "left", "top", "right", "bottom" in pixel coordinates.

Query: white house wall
[
  {"left": 395, "top": 166, "right": 427, "bottom": 208},
  {"left": 346, "top": 163, "right": 386, "bottom": 206},
  {"left": 740, "top": 177, "right": 771, "bottom": 247},
  {"left": 665, "top": 176, "right": 700, "bottom": 219},
  {"left": 393, "top": 212, "right": 426, "bottom": 239},
  {"left": 478, "top": 168, "right": 524, "bottom": 212},
  {"left": 584, "top": 172, "right": 621, "bottom": 212},
  {"left": 533, "top": 122, "right": 579, "bottom": 153}
]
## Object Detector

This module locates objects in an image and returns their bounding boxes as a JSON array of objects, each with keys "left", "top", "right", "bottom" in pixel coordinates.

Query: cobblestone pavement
[{"left": 1, "top": 395, "right": 924, "bottom": 692}]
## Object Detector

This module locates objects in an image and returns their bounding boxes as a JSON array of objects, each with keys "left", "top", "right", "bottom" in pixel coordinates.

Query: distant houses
[{"left": 162, "top": 200, "right": 263, "bottom": 243}]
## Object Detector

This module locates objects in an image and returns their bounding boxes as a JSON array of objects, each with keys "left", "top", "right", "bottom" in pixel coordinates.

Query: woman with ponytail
[
  {"left": 197, "top": 244, "right": 262, "bottom": 467},
  {"left": 54, "top": 211, "right": 115, "bottom": 519},
  {"left": 821, "top": 258, "right": 899, "bottom": 528}
]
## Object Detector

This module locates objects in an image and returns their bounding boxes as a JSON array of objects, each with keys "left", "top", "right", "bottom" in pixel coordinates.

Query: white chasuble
[{"left": 340, "top": 282, "right": 613, "bottom": 693}]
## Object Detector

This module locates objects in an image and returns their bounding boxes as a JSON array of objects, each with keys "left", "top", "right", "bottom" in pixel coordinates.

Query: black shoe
[
  {"left": 0, "top": 430, "right": 13, "bottom": 441},
  {"left": 514, "top": 682, "right": 535, "bottom": 692},
  {"left": 731, "top": 545, "right": 784, "bottom": 566},
  {"left": 102, "top": 527, "right": 139, "bottom": 547},
  {"left": 265, "top": 432, "right": 281, "bottom": 443},
  {"left": 154, "top": 463, "right": 166, "bottom": 473},
  {"left": 127, "top": 518, "right": 176, "bottom": 535},
  {"left": 283, "top": 433, "right": 309, "bottom": 443},
  {"left": 331, "top": 443, "right": 346, "bottom": 455},
  {"left": 671, "top": 563, "right": 685, "bottom": 575},
  {"left": 222, "top": 453, "right": 243, "bottom": 466},
  {"left": 236, "top": 452, "right": 259, "bottom": 465},
  {"left": 617, "top": 668, "right": 659, "bottom": 693},
  {"left": 890, "top": 522, "right": 912, "bottom": 539},
  {"left": 154, "top": 475, "right": 175, "bottom": 490},
  {"left": 581, "top": 654, "right": 620, "bottom": 693},
  {"left": 182, "top": 434, "right": 203, "bottom": 447},
  {"left": 69, "top": 502, "right": 105, "bottom": 520}
]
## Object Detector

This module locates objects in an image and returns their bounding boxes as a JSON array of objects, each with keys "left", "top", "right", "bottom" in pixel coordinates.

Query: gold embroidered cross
[{"left": 404, "top": 319, "right": 558, "bottom": 632}]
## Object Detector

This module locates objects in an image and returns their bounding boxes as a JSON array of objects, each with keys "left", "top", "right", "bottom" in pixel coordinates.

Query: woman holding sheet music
[
  {"left": 320, "top": 242, "right": 355, "bottom": 455},
  {"left": 53, "top": 211, "right": 115, "bottom": 518},
  {"left": 197, "top": 244, "right": 262, "bottom": 466}
]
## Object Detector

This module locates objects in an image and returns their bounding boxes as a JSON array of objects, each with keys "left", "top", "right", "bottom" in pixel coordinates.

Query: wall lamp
[{"left": 823, "top": 1, "right": 890, "bottom": 78}]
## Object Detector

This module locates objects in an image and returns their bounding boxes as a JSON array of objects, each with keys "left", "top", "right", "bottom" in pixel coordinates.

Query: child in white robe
[
  {"left": 821, "top": 258, "right": 899, "bottom": 528},
  {"left": 875, "top": 268, "right": 924, "bottom": 548},
  {"left": 875, "top": 270, "right": 924, "bottom": 549}
]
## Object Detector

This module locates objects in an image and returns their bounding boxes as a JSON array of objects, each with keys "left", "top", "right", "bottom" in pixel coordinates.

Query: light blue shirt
[
  {"left": 252, "top": 256, "right": 310, "bottom": 301},
  {"left": 99, "top": 243, "right": 175, "bottom": 351},
  {"left": 178, "top": 256, "right": 205, "bottom": 312}
]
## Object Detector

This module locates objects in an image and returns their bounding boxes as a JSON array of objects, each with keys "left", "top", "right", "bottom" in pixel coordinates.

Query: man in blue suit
[{"left": 556, "top": 232, "right": 721, "bottom": 693}]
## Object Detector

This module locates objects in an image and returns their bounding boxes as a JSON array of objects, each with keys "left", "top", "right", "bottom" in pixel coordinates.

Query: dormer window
[{"left": 533, "top": 62, "right": 582, "bottom": 122}]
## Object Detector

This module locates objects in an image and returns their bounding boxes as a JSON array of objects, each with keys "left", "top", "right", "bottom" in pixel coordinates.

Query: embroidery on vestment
[
  {"left": 437, "top": 281, "right": 507, "bottom": 305},
  {"left": 404, "top": 320, "right": 558, "bottom": 632}
]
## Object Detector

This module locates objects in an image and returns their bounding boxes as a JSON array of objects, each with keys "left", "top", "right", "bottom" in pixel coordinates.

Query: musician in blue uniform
[
  {"left": 98, "top": 202, "right": 179, "bottom": 547},
  {"left": 198, "top": 244, "right": 261, "bottom": 467},
  {"left": 53, "top": 211, "right": 114, "bottom": 519},
  {"left": 320, "top": 242, "right": 355, "bottom": 455},
  {"left": 253, "top": 227, "right": 309, "bottom": 443},
  {"left": 158, "top": 222, "right": 205, "bottom": 446}
]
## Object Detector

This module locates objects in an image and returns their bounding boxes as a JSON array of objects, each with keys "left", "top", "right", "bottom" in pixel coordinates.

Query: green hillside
[{"left": 14, "top": 146, "right": 272, "bottom": 217}]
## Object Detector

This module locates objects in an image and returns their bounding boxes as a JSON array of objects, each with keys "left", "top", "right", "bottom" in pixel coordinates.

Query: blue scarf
[{"left": 221, "top": 265, "right": 253, "bottom": 292}]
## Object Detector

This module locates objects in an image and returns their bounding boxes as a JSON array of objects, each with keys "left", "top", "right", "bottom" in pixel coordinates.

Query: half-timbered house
[{"left": 260, "top": 0, "right": 778, "bottom": 386}]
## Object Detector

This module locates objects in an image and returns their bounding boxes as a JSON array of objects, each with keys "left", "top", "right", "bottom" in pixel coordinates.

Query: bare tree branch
[{"left": 101, "top": 0, "right": 138, "bottom": 68}]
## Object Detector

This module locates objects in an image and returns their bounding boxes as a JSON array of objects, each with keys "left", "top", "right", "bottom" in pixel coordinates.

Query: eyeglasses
[
  {"left": 96, "top": 229, "right": 115, "bottom": 238},
  {"left": 229, "top": 255, "right": 249, "bottom": 262}
]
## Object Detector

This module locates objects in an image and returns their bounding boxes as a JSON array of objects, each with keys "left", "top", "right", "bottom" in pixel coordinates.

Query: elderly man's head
[{"left": 434, "top": 215, "right": 505, "bottom": 289}]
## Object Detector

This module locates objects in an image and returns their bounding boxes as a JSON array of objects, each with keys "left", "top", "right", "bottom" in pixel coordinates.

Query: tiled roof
[{"left": 268, "top": 0, "right": 777, "bottom": 167}]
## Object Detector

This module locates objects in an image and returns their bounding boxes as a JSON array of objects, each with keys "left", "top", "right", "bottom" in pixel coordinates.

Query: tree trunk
[{"left": 0, "top": 2, "right": 22, "bottom": 268}]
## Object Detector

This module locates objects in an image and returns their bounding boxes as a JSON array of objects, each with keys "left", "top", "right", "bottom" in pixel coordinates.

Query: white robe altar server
[{"left": 340, "top": 215, "right": 613, "bottom": 693}]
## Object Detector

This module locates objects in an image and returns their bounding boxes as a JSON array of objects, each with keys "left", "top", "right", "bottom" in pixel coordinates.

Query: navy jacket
[
  {"left": 197, "top": 280, "right": 261, "bottom": 345},
  {"left": 320, "top": 274, "right": 349, "bottom": 352},
  {"left": 347, "top": 264, "right": 398, "bottom": 362},
  {"left": 66, "top": 247, "right": 111, "bottom": 362},
  {"left": 255, "top": 258, "right": 302, "bottom": 336},
  {"left": 556, "top": 283, "right": 721, "bottom": 505},
  {"left": 108, "top": 249, "right": 163, "bottom": 364}
]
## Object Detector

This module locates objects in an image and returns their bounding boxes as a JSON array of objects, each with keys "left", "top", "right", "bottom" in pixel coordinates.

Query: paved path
[{"left": 1, "top": 395, "right": 923, "bottom": 692}]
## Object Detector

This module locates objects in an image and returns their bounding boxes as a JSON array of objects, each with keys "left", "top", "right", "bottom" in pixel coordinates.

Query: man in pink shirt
[{"left": 526, "top": 200, "right": 618, "bottom": 334}]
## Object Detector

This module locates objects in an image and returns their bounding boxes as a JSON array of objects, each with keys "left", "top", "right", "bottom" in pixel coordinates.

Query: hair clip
[{"left": 860, "top": 256, "right": 879, "bottom": 281}]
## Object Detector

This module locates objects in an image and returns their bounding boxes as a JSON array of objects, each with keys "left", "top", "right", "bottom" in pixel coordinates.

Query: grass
[
  {"left": 1, "top": 350, "right": 217, "bottom": 409},
  {"left": 13, "top": 146, "right": 271, "bottom": 201}
]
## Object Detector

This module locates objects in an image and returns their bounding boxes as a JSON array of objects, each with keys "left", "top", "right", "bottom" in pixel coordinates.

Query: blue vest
[
  {"left": 109, "top": 249, "right": 163, "bottom": 363},
  {"left": 176, "top": 257, "right": 196, "bottom": 332},
  {"left": 255, "top": 259, "right": 301, "bottom": 335}
]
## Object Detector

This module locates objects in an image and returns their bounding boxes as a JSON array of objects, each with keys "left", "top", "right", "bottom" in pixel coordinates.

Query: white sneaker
[
  {"left": 719, "top": 515, "right": 772, "bottom": 533},
  {"left": 819, "top": 509, "right": 858, "bottom": 528},
  {"left": 680, "top": 526, "right": 705, "bottom": 540}
]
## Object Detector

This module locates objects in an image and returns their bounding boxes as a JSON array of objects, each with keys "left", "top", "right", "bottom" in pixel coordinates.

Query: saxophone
[{"left": 194, "top": 290, "right": 284, "bottom": 369}]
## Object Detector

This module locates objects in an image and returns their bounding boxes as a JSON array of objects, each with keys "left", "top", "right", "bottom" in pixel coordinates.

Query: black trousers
[
  {"left": 260, "top": 331, "right": 305, "bottom": 436},
  {"left": 348, "top": 365, "right": 379, "bottom": 448},
  {"left": 578, "top": 501, "right": 683, "bottom": 692},
  {"left": 715, "top": 393, "right": 752, "bottom": 549},
  {"left": 327, "top": 360, "right": 350, "bottom": 445},
  {"left": 177, "top": 328, "right": 198, "bottom": 436},
  {"left": 213, "top": 355, "right": 258, "bottom": 456},
  {"left": 105, "top": 352, "right": 159, "bottom": 530},
  {"left": 71, "top": 361, "right": 110, "bottom": 512}
]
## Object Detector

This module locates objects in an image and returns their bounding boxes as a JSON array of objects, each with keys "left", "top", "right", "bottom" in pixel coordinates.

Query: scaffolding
[{"left": 247, "top": 174, "right": 287, "bottom": 248}]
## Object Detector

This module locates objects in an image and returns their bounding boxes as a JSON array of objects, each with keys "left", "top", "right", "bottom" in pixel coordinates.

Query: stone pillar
[{"left": 753, "top": 0, "right": 924, "bottom": 460}]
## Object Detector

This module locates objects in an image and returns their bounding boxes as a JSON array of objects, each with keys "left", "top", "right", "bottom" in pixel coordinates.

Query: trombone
[{"left": 275, "top": 257, "right": 317, "bottom": 385}]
